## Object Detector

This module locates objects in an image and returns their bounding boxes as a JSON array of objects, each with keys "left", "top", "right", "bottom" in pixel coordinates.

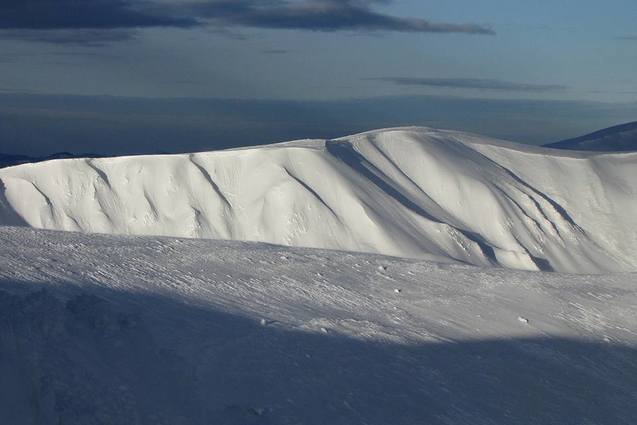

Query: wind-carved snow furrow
[
  {"left": 29, "top": 181, "right": 56, "bottom": 225},
  {"left": 64, "top": 213, "right": 82, "bottom": 231},
  {"left": 352, "top": 138, "right": 547, "bottom": 268},
  {"left": 87, "top": 159, "right": 120, "bottom": 230},
  {"left": 503, "top": 224, "right": 554, "bottom": 272},
  {"left": 493, "top": 186, "right": 549, "bottom": 243},
  {"left": 448, "top": 143, "right": 615, "bottom": 270},
  {"left": 327, "top": 140, "right": 512, "bottom": 268},
  {"left": 281, "top": 167, "right": 342, "bottom": 224},
  {"left": 493, "top": 183, "right": 565, "bottom": 246},
  {"left": 326, "top": 141, "right": 444, "bottom": 224},
  {"left": 188, "top": 154, "right": 231, "bottom": 209},
  {"left": 470, "top": 147, "right": 585, "bottom": 234},
  {"left": 189, "top": 207, "right": 206, "bottom": 238},
  {"left": 519, "top": 191, "right": 565, "bottom": 239},
  {"left": 92, "top": 182, "right": 115, "bottom": 226},
  {"left": 360, "top": 136, "right": 540, "bottom": 267},
  {"left": 440, "top": 135, "right": 584, "bottom": 238},
  {"left": 142, "top": 188, "right": 160, "bottom": 223},
  {"left": 29, "top": 181, "right": 53, "bottom": 209},
  {"left": 493, "top": 169, "right": 617, "bottom": 268},
  {"left": 365, "top": 139, "right": 453, "bottom": 223},
  {"left": 86, "top": 159, "right": 112, "bottom": 190}
]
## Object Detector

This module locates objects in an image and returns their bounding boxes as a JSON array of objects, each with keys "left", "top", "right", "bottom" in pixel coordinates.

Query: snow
[
  {"left": 1, "top": 126, "right": 636, "bottom": 273},
  {"left": 1, "top": 125, "right": 636, "bottom": 423},
  {"left": 0, "top": 226, "right": 636, "bottom": 424}
]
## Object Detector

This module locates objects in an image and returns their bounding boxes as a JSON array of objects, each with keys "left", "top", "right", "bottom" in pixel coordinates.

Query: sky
[{"left": 0, "top": 0, "right": 636, "bottom": 155}]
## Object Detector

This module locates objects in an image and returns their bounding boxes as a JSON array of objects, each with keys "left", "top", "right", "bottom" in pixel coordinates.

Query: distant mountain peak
[{"left": 545, "top": 121, "right": 637, "bottom": 152}]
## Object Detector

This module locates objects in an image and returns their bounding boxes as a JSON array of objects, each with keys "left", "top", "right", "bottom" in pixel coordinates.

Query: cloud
[
  {"left": 369, "top": 77, "right": 567, "bottom": 92},
  {"left": 618, "top": 35, "right": 637, "bottom": 41},
  {"left": 261, "top": 49, "right": 290, "bottom": 55},
  {"left": 0, "top": 29, "right": 137, "bottom": 46},
  {"left": 195, "top": 0, "right": 495, "bottom": 35},
  {"left": 590, "top": 89, "right": 637, "bottom": 95},
  {"left": 0, "top": 0, "right": 494, "bottom": 45},
  {"left": 0, "top": 85, "right": 39, "bottom": 94},
  {"left": 0, "top": 0, "right": 195, "bottom": 30},
  {"left": 0, "top": 0, "right": 193, "bottom": 45}
]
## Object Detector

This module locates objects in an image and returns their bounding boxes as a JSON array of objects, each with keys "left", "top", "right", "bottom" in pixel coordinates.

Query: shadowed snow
[{"left": 0, "top": 227, "right": 636, "bottom": 424}]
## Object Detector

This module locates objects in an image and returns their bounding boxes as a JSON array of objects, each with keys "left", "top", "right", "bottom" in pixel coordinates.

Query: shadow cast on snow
[
  {"left": 0, "top": 179, "right": 28, "bottom": 227},
  {"left": 0, "top": 280, "right": 635, "bottom": 425}
]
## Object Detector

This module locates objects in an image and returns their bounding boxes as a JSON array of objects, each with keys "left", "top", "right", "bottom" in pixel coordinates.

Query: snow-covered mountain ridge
[{"left": 1, "top": 127, "right": 636, "bottom": 273}]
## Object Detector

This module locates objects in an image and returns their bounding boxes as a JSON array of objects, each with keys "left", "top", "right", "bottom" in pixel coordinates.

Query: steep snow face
[
  {"left": 546, "top": 121, "right": 637, "bottom": 152},
  {"left": 1, "top": 127, "right": 636, "bottom": 273},
  {"left": 1, "top": 227, "right": 636, "bottom": 425}
]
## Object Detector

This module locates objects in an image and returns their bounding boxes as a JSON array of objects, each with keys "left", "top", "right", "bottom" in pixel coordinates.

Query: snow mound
[
  {"left": 1, "top": 126, "right": 636, "bottom": 273},
  {"left": 546, "top": 121, "right": 637, "bottom": 152}
]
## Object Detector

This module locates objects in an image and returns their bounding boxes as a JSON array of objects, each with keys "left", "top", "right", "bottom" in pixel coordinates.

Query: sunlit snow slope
[{"left": 1, "top": 127, "right": 636, "bottom": 273}]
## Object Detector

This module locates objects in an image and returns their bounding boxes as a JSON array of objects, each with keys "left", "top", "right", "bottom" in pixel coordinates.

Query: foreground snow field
[
  {"left": 2, "top": 127, "right": 636, "bottom": 273},
  {"left": 1, "top": 226, "right": 636, "bottom": 424}
]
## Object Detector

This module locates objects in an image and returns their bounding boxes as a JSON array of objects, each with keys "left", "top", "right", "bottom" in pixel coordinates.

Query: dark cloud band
[
  {"left": 195, "top": 0, "right": 494, "bottom": 35},
  {"left": 0, "top": 0, "right": 195, "bottom": 30},
  {"left": 0, "top": 0, "right": 494, "bottom": 44},
  {"left": 369, "top": 77, "right": 566, "bottom": 92}
]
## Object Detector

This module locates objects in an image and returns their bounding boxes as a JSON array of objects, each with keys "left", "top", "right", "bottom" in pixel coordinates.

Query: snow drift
[{"left": 1, "top": 127, "right": 636, "bottom": 273}]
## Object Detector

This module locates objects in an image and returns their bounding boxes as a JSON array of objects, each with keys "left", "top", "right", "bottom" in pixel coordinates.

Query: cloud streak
[
  {"left": 261, "top": 49, "right": 290, "bottom": 55},
  {"left": 369, "top": 77, "right": 567, "bottom": 92},
  {"left": 0, "top": 29, "right": 137, "bottom": 46},
  {"left": 0, "top": 0, "right": 494, "bottom": 44}
]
